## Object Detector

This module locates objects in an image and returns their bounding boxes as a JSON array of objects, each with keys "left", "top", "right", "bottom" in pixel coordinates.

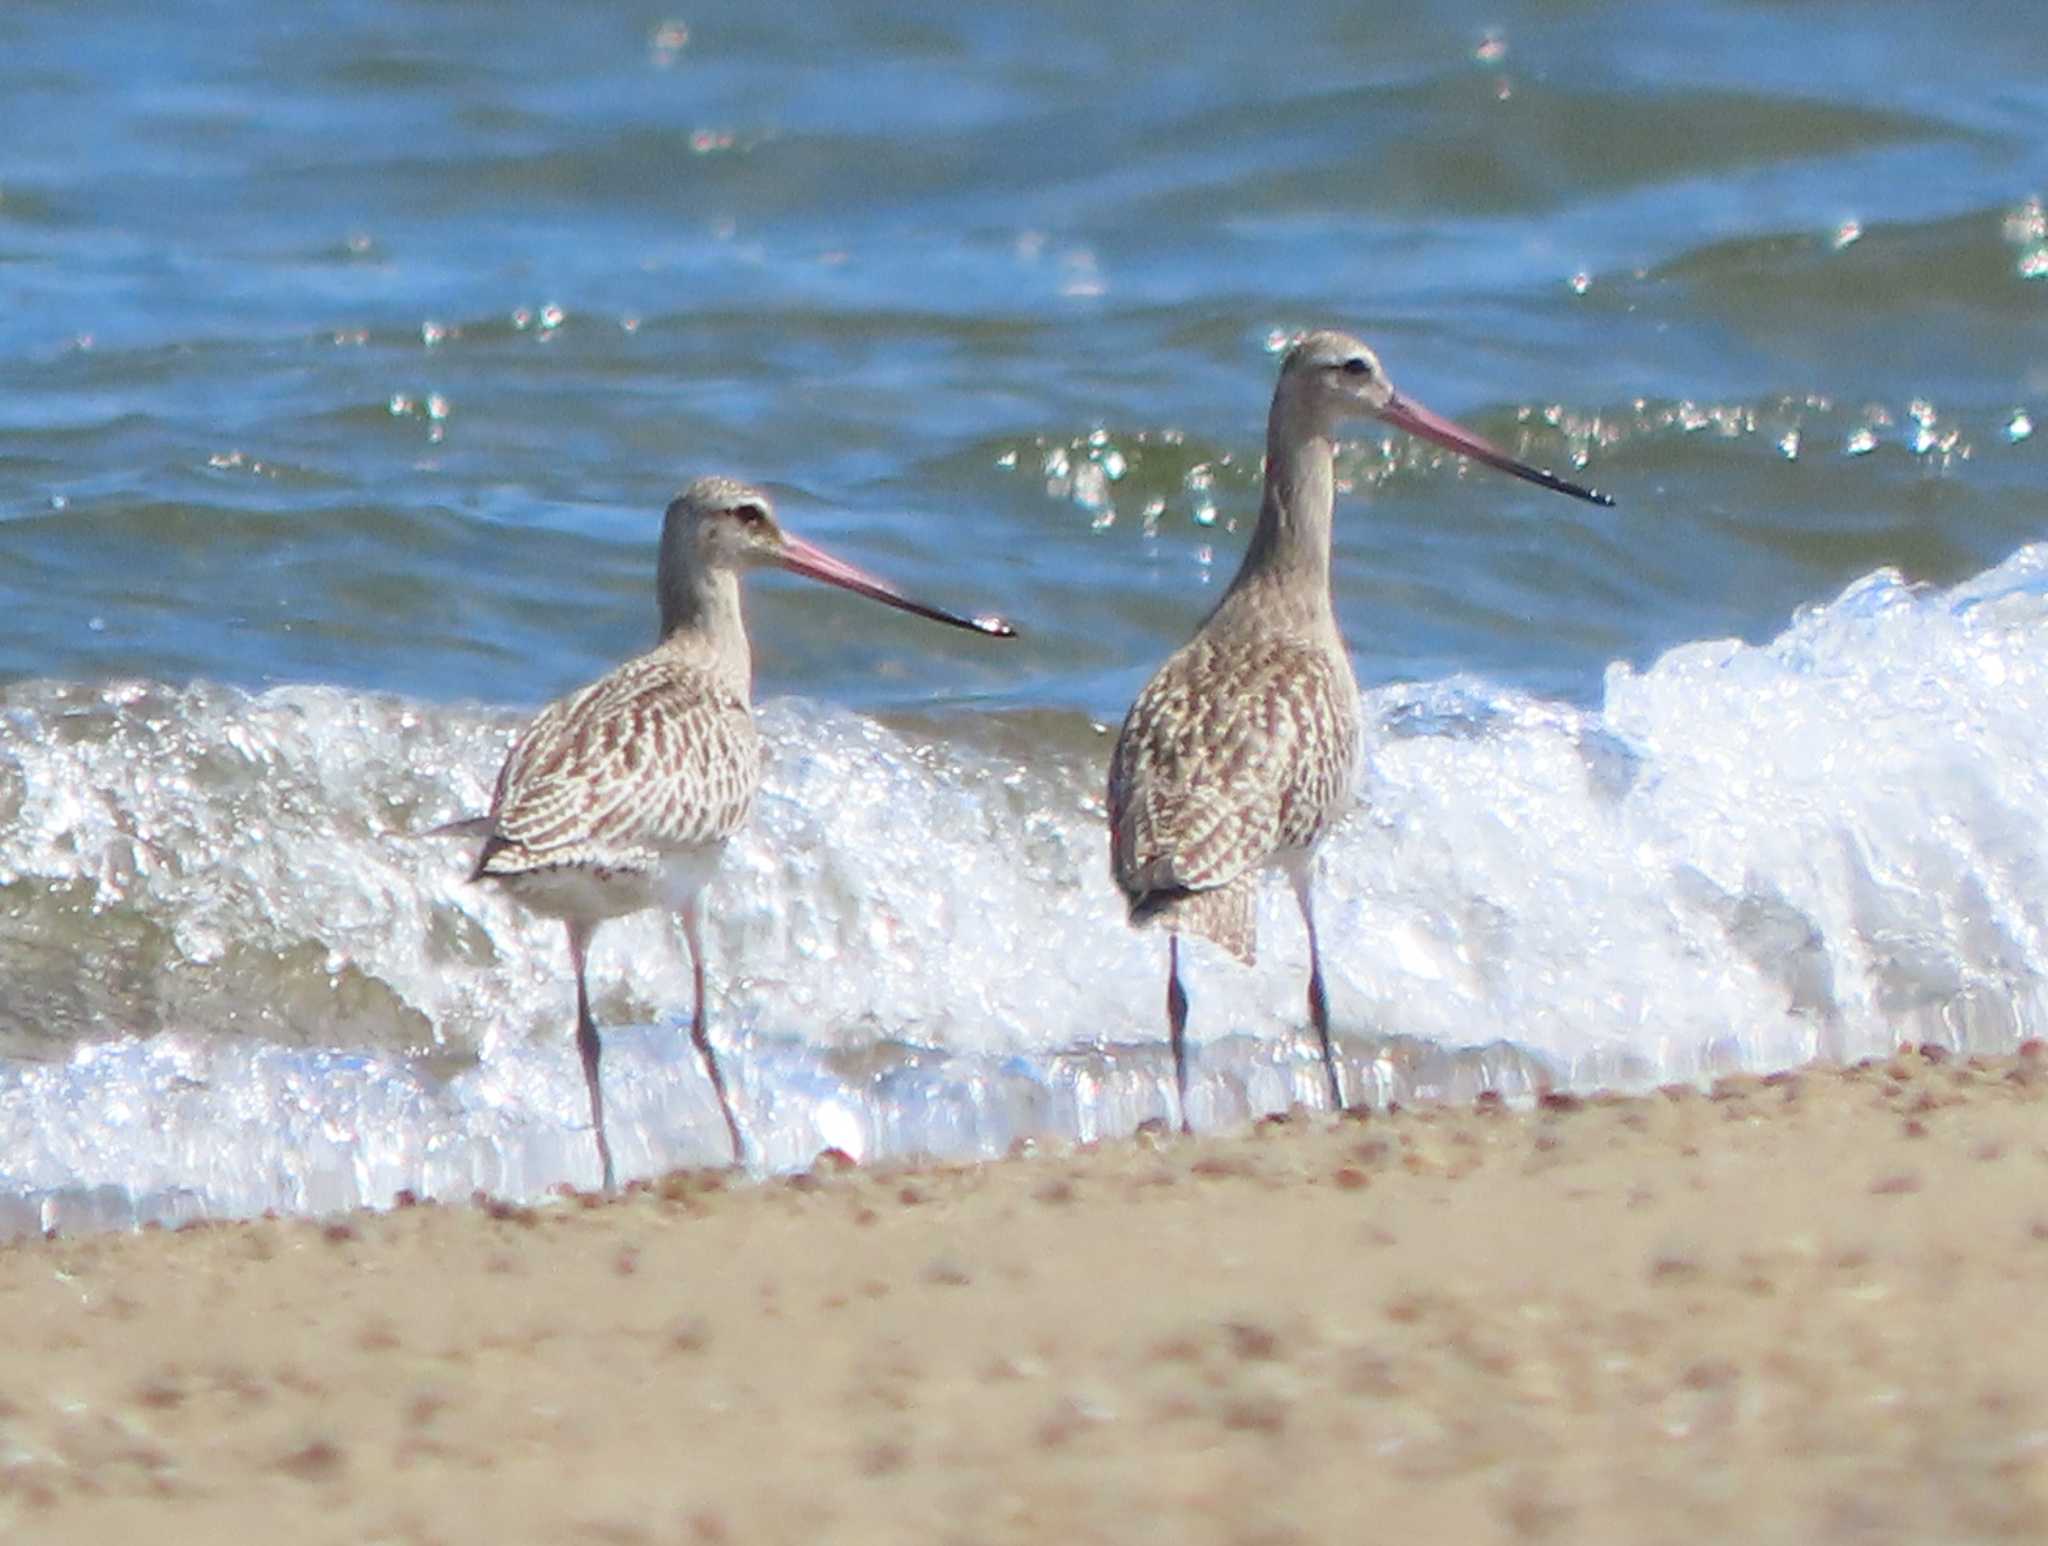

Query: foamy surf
[{"left": 4, "top": 543, "right": 2047, "bottom": 1228}]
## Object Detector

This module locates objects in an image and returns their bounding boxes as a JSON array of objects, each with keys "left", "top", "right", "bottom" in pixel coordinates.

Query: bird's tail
[
  {"left": 416, "top": 815, "right": 504, "bottom": 884},
  {"left": 1129, "top": 875, "right": 1257, "bottom": 966},
  {"left": 419, "top": 815, "right": 492, "bottom": 840}
]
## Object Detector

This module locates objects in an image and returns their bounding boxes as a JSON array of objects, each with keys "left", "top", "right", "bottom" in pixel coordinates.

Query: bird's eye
[
  {"left": 1341, "top": 357, "right": 1373, "bottom": 378},
  {"left": 733, "top": 503, "right": 768, "bottom": 527}
]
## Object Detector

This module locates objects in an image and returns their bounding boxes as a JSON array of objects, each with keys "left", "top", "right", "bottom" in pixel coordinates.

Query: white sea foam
[{"left": 4, "top": 545, "right": 2048, "bottom": 1228}]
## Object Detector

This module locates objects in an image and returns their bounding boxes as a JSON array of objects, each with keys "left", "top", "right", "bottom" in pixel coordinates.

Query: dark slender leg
[
  {"left": 1291, "top": 871, "right": 1345, "bottom": 1112},
  {"left": 1167, "top": 933, "right": 1192, "bottom": 1134},
  {"left": 681, "top": 899, "right": 745, "bottom": 1166},
  {"left": 567, "top": 920, "right": 616, "bottom": 1192}
]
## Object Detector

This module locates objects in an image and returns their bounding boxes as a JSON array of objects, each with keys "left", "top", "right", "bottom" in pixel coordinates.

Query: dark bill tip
[
  {"left": 1379, "top": 392, "right": 1616, "bottom": 509},
  {"left": 778, "top": 530, "right": 1018, "bottom": 640}
]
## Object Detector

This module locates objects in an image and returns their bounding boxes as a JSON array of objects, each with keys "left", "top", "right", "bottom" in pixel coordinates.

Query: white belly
[{"left": 496, "top": 843, "right": 726, "bottom": 925}]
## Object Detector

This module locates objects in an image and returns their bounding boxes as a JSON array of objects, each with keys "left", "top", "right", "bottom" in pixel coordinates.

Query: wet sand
[{"left": 6, "top": 1048, "right": 2048, "bottom": 1544}]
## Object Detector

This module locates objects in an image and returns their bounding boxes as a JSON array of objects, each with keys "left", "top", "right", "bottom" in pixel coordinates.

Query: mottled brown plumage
[
  {"left": 474, "top": 654, "right": 758, "bottom": 890},
  {"left": 445, "top": 475, "right": 1014, "bottom": 1191},
  {"left": 1112, "top": 624, "right": 1360, "bottom": 964},
  {"left": 1109, "top": 329, "right": 1613, "bottom": 1130}
]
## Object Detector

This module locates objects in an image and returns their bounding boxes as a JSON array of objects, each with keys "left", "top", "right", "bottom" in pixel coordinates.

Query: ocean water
[{"left": 2, "top": 0, "right": 2046, "bottom": 1227}]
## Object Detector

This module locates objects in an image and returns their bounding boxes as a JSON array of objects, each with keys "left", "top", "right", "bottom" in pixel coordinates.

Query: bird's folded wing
[
  {"left": 480, "top": 658, "right": 760, "bottom": 870},
  {"left": 1109, "top": 634, "right": 1357, "bottom": 902}
]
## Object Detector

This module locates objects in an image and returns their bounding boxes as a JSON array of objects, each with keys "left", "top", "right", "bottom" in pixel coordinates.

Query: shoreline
[{"left": 5, "top": 1047, "right": 2047, "bottom": 1543}]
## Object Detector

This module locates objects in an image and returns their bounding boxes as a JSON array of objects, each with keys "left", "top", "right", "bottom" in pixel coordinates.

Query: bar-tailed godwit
[
  {"left": 443, "top": 476, "right": 1014, "bottom": 1189},
  {"left": 1108, "top": 330, "right": 1611, "bottom": 1129}
]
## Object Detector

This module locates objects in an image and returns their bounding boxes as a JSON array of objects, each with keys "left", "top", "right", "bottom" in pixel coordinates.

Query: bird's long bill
[
  {"left": 1378, "top": 392, "right": 1614, "bottom": 507},
  {"left": 776, "top": 531, "right": 1017, "bottom": 638}
]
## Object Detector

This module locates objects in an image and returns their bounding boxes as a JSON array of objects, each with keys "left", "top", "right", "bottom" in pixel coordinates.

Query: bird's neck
[
  {"left": 656, "top": 565, "right": 753, "bottom": 687},
  {"left": 1225, "top": 397, "right": 1338, "bottom": 618}
]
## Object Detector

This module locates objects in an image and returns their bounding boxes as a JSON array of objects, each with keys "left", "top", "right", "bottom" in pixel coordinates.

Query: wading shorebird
[
  {"left": 1108, "top": 329, "right": 1612, "bottom": 1130},
  {"left": 441, "top": 476, "right": 1014, "bottom": 1190}
]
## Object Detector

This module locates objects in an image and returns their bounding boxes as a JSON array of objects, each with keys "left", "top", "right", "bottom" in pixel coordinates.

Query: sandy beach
[{"left": 5, "top": 1047, "right": 2048, "bottom": 1544}]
